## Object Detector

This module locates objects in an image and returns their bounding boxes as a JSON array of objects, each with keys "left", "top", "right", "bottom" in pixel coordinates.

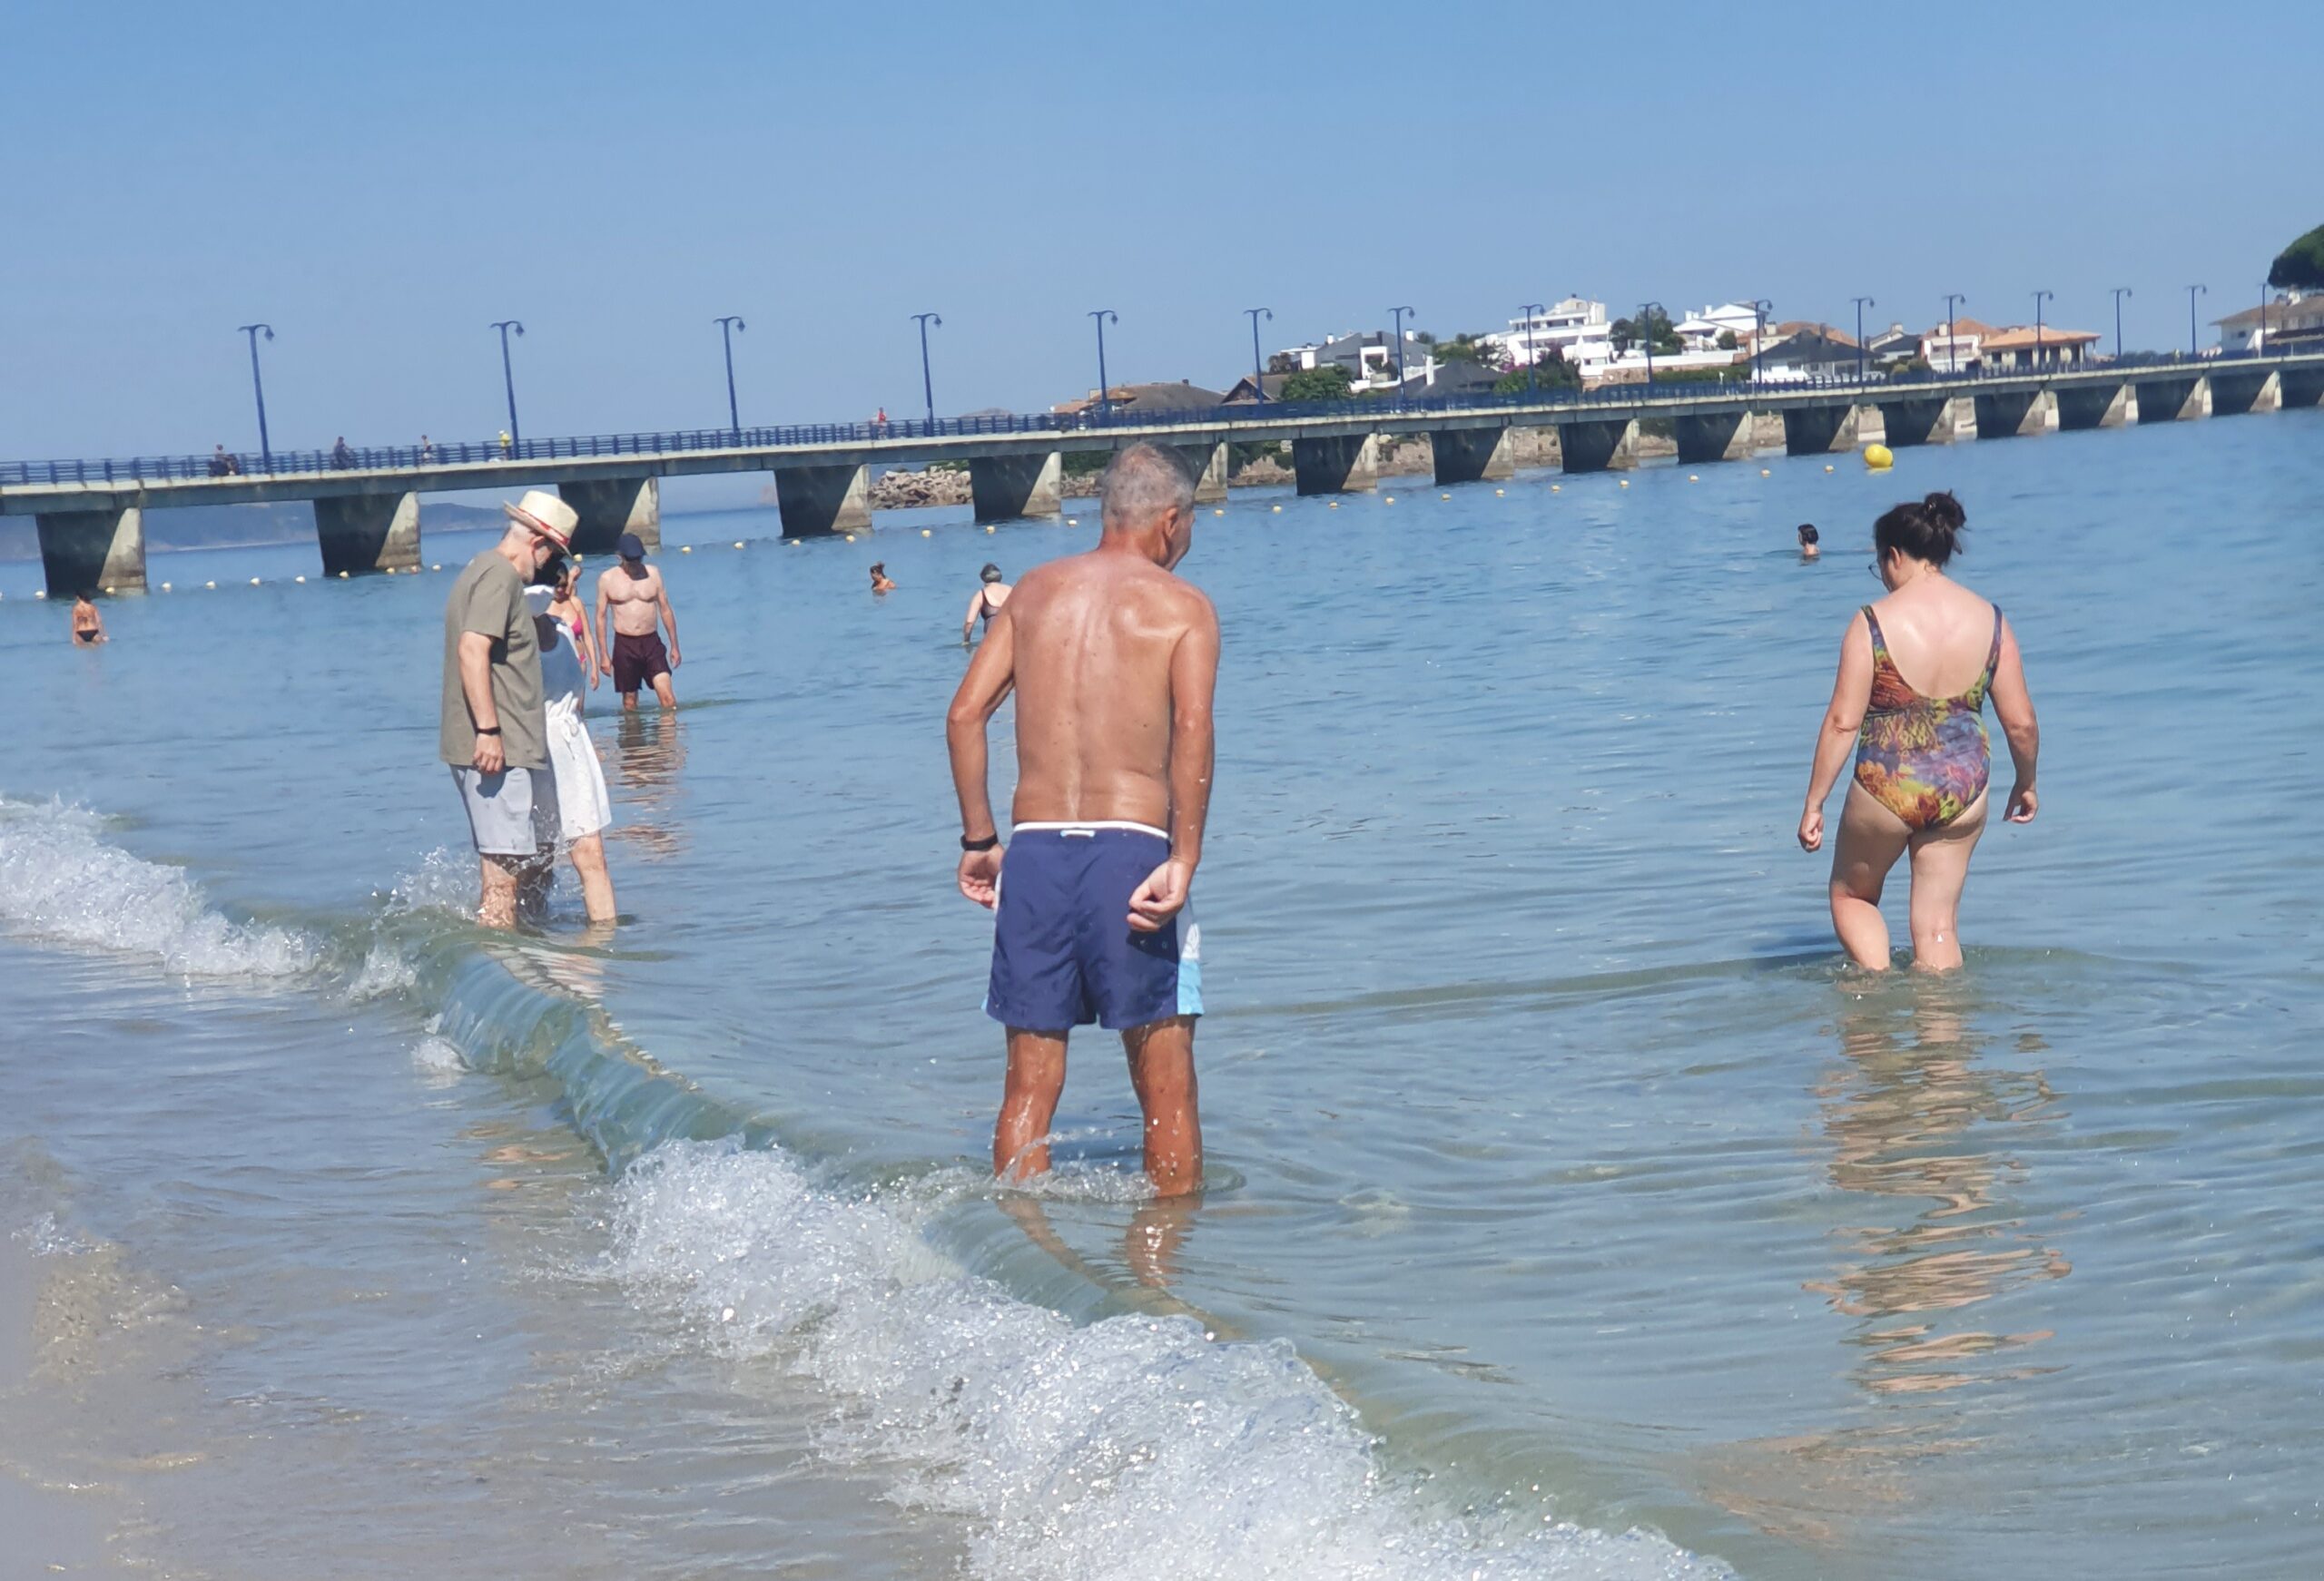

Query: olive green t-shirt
[{"left": 439, "top": 549, "right": 547, "bottom": 770}]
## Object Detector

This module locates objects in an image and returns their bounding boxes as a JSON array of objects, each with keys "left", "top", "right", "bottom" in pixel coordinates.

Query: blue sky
[{"left": 2, "top": 0, "right": 2315, "bottom": 463}]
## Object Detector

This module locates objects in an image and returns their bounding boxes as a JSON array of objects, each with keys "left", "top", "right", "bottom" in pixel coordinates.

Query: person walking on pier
[
  {"left": 946, "top": 441, "right": 1219, "bottom": 1197},
  {"left": 526, "top": 583, "right": 617, "bottom": 922},
  {"left": 442, "top": 489, "right": 572, "bottom": 928},
  {"left": 961, "top": 563, "right": 1010, "bottom": 644},
  {"left": 331, "top": 436, "right": 355, "bottom": 469},
  {"left": 69, "top": 592, "right": 107, "bottom": 645},
  {"left": 596, "top": 532, "right": 680, "bottom": 711},
  {"left": 1797, "top": 491, "right": 2039, "bottom": 971}
]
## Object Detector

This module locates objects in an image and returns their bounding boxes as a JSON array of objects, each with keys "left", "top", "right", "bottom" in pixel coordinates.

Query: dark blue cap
[{"left": 618, "top": 533, "right": 645, "bottom": 560}]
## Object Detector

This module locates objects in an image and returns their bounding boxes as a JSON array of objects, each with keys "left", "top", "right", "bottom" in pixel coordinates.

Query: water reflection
[
  {"left": 1807, "top": 980, "right": 2070, "bottom": 1398},
  {"left": 608, "top": 711, "right": 688, "bottom": 860},
  {"left": 998, "top": 1191, "right": 1206, "bottom": 1301}
]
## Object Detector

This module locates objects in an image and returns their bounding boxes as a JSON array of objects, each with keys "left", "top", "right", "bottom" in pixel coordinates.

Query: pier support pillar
[
  {"left": 559, "top": 476, "right": 660, "bottom": 556},
  {"left": 2207, "top": 368, "right": 2280, "bottom": 415},
  {"left": 2131, "top": 374, "right": 2209, "bottom": 422},
  {"left": 1557, "top": 418, "right": 1640, "bottom": 473},
  {"left": 969, "top": 452, "right": 1063, "bottom": 524},
  {"left": 313, "top": 491, "right": 420, "bottom": 576},
  {"left": 2056, "top": 382, "right": 2135, "bottom": 430},
  {"left": 1175, "top": 442, "right": 1231, "bottom": 503},
  {"left": 1674, "top": 409, "right": 1756, "bottom": 464},
  {"left": 35, "top": 507, "right": 145, "bottom": 596},
  {"left": 1293, "top": 434, "right": 1379, "bottom": 495},
  {"left": 1874, "top": 395, "right": 1974, "bottom": 446},
  {"left": 1431, "top": 427, "right": 1516, "bottom": 484},
  {"left": 1781, "top": 403, "right": 1863, "bottom": 456},
  {"left": 773, "top": 464, "right": 872, "bottom": 538},
  {"left": 1972, "top": 388, "right": 2055, "bottom": 438},
  {"left": 2278, "top": 366, "right": 2324, "bottom": 408}
]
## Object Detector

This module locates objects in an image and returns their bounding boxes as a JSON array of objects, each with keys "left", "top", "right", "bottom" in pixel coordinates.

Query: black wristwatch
[
  {"left": 476, "top": 725, "right": 502, "bottom": 736},
  {"left": 960, "top": 832, "right": 1000, "bottom": 852}
]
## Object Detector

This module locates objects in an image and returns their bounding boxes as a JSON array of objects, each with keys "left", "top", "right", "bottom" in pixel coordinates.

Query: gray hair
[{"left": 1097, "top": 442, "right": 1196, "bottom": 528}]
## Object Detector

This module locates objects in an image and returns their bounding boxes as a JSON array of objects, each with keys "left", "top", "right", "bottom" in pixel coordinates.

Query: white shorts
[{"left": 449, "top": 766, "right": 560, "bottom": 858}]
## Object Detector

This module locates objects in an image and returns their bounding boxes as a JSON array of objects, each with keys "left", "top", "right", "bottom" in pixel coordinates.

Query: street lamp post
[
  {"left": 236, "top": 322, "right": 275, "bottom": 471},
  {"left": 1388, "top": 306, "right": 1415, "bottom": 402},
  {"left": 490, "top": 319, "right": 526, "bottom": 448},
  {"left": 911, "top": 311, "right": 941, "bottom": 428},
  {"left": 2186, "top": 284, "right": 2206, "bottom": 358},
  {"left": 1640, "top": 300, "right": 1666, "bottom": 388},
  {"left": 2258, "top": 283, "right": 2270, "bottom": 356},
  {"left": 1851, "top": 296, "right": 1876, "bottom": 386},
  {"left": 2032, "top": 290, "right": 2053, "bottom": 369},
  {"left": 714, "top": 316, "right": 746, "bottom": 440},
  {"left": 1519, "top": 302, "right": 1544, "bottom": 393},
  {"left": 1088, "top": 309, "right": 1118, "bottom": 420},
  {"left": 1245, "top": 308, "right": 1272, "bottom": 404},
  {"left": 1942, "top": 293, "right": 1967, "bottom": 375},
  {"left": 1749, "top": 299, "right": 1772, "bottom": 387},
  {"left": 2111, "top": 287, "right": 2132, "bottom": 361}
]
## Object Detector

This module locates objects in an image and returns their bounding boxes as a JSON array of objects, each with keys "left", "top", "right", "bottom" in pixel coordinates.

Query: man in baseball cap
[
  {"left": 439, "top": 489, "right": 575, "bottom": 926},
  {"left": 595, "top": 526, "right": 681, "bottom": 710}
]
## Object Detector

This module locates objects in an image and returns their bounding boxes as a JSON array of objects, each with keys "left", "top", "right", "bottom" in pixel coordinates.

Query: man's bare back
[{"left": 599, "top": 563, "right": 665, "bottom": 637}]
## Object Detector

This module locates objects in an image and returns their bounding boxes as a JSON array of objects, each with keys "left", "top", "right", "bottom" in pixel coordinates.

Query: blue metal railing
[{"left": 1, "top": 344, "right": 2310, "bottom": 490}]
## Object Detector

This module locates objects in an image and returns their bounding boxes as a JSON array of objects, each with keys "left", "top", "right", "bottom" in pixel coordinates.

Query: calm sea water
[{"left": 2, "top": 410, "right": 2319, "bottom": 1579}]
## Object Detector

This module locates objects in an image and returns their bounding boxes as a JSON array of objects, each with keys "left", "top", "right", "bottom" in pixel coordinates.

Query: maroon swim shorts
[{"left": 611, "top": 630, "right": 670, "bottom": 694}]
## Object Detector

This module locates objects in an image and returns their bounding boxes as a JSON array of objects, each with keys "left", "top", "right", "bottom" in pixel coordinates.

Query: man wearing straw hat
[{"left": 440, "top": 488, "right": 574, "bottom": 928}]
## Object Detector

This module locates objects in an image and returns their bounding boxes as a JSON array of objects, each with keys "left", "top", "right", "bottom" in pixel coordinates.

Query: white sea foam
[
  {"left": 608, "top": 1142, "right": 1727, "bottom": 1581},
  {"left": 0, "top": 798, "right": 315, "bottom": 977}
]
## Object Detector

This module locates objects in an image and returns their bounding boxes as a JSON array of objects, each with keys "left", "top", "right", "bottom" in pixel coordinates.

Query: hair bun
[{"left": 1920, "top": 490, "right": 1966, "bottom": 535}]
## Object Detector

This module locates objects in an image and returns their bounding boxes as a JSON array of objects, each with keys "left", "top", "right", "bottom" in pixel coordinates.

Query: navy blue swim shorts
[{"left": 985, "top": 822, "right": 1203, "bottom": 1034}]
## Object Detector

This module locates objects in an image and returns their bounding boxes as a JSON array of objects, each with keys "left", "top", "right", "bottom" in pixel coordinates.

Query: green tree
[
  {"left": 1716, "top": 329, "right": 1738, "bottom": 350},
  {"left": 2268, "top": 223, "right": 2324, "bottom": 290},
  {"left": 1610, "top": 308, "right": 1683, "bottom": 356},
  {"left": 1278, "top": 364, "right": 1355, "bottom": 402},
  {"left": 1492, "top": 349, "right": 1581, "bottom": 396},
  {"left": 1266, "top": 350, "right": 1302, "bottom": 375},
  {"left": 1433, "top": 332, "right": 1506, "bottom": 369}
]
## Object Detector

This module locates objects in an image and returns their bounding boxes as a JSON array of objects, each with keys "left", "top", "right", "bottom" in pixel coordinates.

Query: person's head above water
[
  {"left": 1797, "top": 523, "right": 1818, "bottom": 545},
  {"left": 1096, "top": 441, "right": 1197, "bottom": 569},
  {"left": 980, "top": 563, "right": 1004, "bottom": 584},
  {"left": 1873, "top": 491, "right": 1966, "bottom": 583}
]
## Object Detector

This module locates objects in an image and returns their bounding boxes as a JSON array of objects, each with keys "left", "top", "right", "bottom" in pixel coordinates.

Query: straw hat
[{"left": 503, "top": 489, "right": 576, "bottom": 549}]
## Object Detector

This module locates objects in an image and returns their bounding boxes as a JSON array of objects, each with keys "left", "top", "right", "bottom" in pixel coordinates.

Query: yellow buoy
[
  {"left": 921, "top": 528, "right": 932, "bottom": 537},
  {"left": 1864, "top": 443, "right": 1895, "bottom": 470},
  {"left": 986, "top": 525, "right": 996, "bottom": 534},
  {"left": 735, "top": 540, "right": 747, "bottom": 549},
  {"left": 1688, "top": 474, "right": 1699, "bottom": 482}
]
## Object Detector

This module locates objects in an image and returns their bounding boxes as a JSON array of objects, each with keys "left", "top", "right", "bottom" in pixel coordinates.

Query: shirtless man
[
  {"left": 595, "top": 532, "right": 680, "bottom": 711},
  {"left": 946, "top": 442, "right": 1219, "bottom": 1198}
]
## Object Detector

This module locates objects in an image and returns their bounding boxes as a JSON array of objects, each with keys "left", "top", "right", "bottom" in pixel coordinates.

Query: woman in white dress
[{"left": 526, "top": 584, "right": 616, "bottom": 922}]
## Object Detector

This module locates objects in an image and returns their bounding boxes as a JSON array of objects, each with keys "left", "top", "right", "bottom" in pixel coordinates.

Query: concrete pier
[
  {"left": 1876, "top": 395, "right": 1974, "bottom": 446},
  {"left": 1293, "top": 434, "right": 1379, "bottom": 495},
  {"left": 1782, "top": 403, "right": 1863, "bottom": 457},
  {"left": 1557, "top": 418, "right": 1640, "bottom": 473},
  {"left": 35, "top": 506, "right": 144, "bottom": 595},
  {"left": 1674, "top": 409, "right": 1756, "bottom": 464},
  {"left": 1176, "top": 442, "right": 1231, "bottom": 504},
  {"left": 773, "top": 464, "right": 872, "bottom": 538},
  {"left": 1431, "top": 427, "right": 1517, "bottom": 484},
  {"left": 2055, "top": 382, "right": 2135, "bottom": 430},
  {"left": 2207, "top": 368, "right": 2280, "bottom": 416},
  {"left": 2131, "top": 373, "right": 2209, "bottom": 422},
  {"left": 969, "top": 452, "right": 1062, "bottom": 524},
  {"left": 1972, "top": 388, "right": 2056, "bottom": 439},
  {"left": 560, "top": 476, "right": 660, "bottom": 555},
  {"left": 313, "top": 491, "right": 420, "bottom": 576}
]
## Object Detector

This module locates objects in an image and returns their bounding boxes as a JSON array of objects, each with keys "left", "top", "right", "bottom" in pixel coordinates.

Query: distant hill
[{"left": 0, "top": 500, "right": 504, "bottom": 562}]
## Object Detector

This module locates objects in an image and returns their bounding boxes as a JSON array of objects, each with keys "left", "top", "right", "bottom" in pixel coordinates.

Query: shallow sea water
[{"left": 1, "top": 408, "right": 2319, "bottom": 1578}]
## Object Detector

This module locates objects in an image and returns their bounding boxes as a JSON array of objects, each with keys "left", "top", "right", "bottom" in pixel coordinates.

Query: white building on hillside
[
  {"left": 1488, "top": 297, "right": 1612, "bottom": 372},
  {"left": 1275, "top": 329, "right": 1423, "bottom": 388}
]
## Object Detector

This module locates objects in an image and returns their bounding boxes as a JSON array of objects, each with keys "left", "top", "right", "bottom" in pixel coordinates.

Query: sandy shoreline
[{"left": 0, "top": 1222, "right": 118, "bottom": 1574}]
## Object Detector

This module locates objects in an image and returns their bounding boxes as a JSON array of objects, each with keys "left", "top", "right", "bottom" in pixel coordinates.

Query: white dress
[{"left": 539, "top": 624, "right": 612, "bottom": 840}]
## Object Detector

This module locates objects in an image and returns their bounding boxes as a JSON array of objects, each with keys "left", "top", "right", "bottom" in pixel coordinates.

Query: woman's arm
[
  {"left": 1987, "top": 616, "right": 2039, "bottom": 822},
  {"left": 1798, "top": 612, "right": 1874, "bottom": 851}
]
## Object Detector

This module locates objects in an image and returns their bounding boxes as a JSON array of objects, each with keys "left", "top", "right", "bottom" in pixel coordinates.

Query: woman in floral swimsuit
[{"left": 1797, "top": 492, "right": 2041, "bottom": 971}]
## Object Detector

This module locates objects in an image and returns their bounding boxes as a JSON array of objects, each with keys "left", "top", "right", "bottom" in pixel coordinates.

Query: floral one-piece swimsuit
[{"left": 1852, "top": 604, "right": 2003, "bottom": 830}]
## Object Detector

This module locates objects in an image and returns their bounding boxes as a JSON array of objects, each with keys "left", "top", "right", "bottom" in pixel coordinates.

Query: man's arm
[
  {"left": 657, "top": 578, "right": 681, "bottom": 666},
  {"left": 945, "top": 611, "right": 1017, "bottom": 907},
  {"left": 1129, "top": 595, "right": 1220, "bottom": 931},
  {"left": 458, "top": 631, "right": 505, "bottom": 773}
]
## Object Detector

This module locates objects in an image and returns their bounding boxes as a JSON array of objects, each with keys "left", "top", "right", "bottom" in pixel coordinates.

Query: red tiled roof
[{"left": 1979, "top": 325, "right": 2100, "bottom": 350}]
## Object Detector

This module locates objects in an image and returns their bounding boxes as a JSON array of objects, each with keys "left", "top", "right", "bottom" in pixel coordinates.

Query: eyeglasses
[{"left": 1867, "top": 560, "right": 1885, "bottom": 582}]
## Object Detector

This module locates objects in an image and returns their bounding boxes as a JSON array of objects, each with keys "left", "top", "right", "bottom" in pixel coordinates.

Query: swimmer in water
[
  {"left": 1797, "top": 523, "right": 1820, "bottom": 559},
  {"left": 70, "top": 592, "right": 106, "bottom": 644},
  {"left": 1797, "top": 491, "right": 2040, "bottom": 971},
  {"left": 947, "top": 442, "right": 1217, "bottom": 1197},
  {"left": 961, "top": 563, "right": 1011, "bottom": 643},
  {"left": 870, "top": 563, "right": 896, "bottom": 594}
]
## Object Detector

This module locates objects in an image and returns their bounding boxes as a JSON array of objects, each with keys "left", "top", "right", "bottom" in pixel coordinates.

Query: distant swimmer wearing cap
[
  {"left": 441, "top": 490, "right": 571, "bottom": 928},
  {"left": 946, "top": 442, "right": 1219, "bottom": 1198},
  {"left": 960, "top": 563, "right": 1010, "bottom": 644},
  {"left": 595, "top": 531, "right": 680, "bottom": 711}
]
